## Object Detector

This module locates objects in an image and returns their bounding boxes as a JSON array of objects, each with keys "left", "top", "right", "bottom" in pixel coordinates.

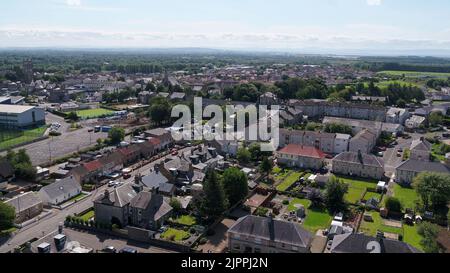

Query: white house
[{"left": 39, "top": 176, "right": 82, "bottom": 206}]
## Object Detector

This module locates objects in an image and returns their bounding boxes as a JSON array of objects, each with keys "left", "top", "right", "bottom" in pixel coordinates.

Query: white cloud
[
  {"left": 366, "top": 0, "right": 382, "bottom": 6},
  {"left": 66, "top": 0, "right": 81, "bottom": 6}
]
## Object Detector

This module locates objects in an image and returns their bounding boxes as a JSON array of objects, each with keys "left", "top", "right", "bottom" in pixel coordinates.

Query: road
[{"left": 0, "top": 146, "right": 193, "bottom": 253}]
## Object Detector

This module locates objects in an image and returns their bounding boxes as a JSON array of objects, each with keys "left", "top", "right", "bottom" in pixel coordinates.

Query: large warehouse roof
[{"left": 0, "top": 105, "right": 37, "bottom": 114}]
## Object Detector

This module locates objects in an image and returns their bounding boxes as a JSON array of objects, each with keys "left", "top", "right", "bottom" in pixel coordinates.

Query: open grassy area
[
  {"left": 161, "top": 228, "right": 191, "bottom": 242},
  {"left": 0, "top": 126, "right": 47, "bottom": 150},
  {"left": 276, "top": 172, "right": 303, "bottom": 192},
  {"left": 287, "top": 198, "right": 332, "bottom": 233},
  {"left": 393, "top": 183, "right": 420, "bottom": 210},
  {"left": 359, "top": 211, "right": 424, "bottom": 251},
  {"left": 364, "top": 80, "right": 421, "bottom": 88},
  {"left": 337, "top": 176, "right": 378, "bottom": 204},
  {"left": 79, "top": 209, "right": 95, "bottom": 221},
  {"left": 172, "top": 215, "right": 197, "bottom": 226},
  {"left": 75, "top": 108, "right": 115, "bottom": 119},
  {"left": 378, "top": 70, "right": 450, "bottom": 79},
  {"left": 363, "top": 191, "right": 382, "bottom": 201}
]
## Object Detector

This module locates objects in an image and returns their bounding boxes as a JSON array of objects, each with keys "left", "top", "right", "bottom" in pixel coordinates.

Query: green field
[
  {"left": 75, "top": 108, "right": 115, "bottom": 119},
  {"left": 287, "top": 198, "right": 332, "bottom": 233},
  {"left": 337, "top": 176, "right": 378, "bottom": 204},
  {"left": 161, "top": 228, "right": 191, "bottom": 242},
  {"left": 393, "top": 183, "right": 420, "bottom": 210},
  {"left": 0, "top": 126, "right": 48, "bottom": 150},
  {"left": 378, "top": 70, "right": 450, "bottom": 79}
]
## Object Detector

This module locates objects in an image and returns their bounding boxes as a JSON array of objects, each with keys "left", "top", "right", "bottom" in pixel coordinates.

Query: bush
[
  {"left": 282, "top": 200, "right": 289, "bottom": 205},
  {"left": 190, "top": 228, "right": 196, "bottom": 234},
  {"left": 385, "top": 197, "right": 402, "bottom": 213}
]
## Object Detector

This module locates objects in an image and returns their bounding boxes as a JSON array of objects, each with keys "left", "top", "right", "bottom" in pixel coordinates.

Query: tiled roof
[
  {"left": 278, "top": 144, "right": 327, "bottom": 159},
  {"left": 333, "top": 152, "right": 384, "bottom": 168},
  {"left": 83, "top": 160, "right": 102, "bottom": 172},
  {"left": 396, "top": 159, "right": 450, "bottom": 173},
  {"left": 330, "top": 233, "right": 420, "bottom": 253}
]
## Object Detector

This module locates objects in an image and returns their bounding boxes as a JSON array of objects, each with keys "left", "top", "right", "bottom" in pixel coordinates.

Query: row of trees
[{"left": 3, "top": 149, "right": 36, "bottom": 181}]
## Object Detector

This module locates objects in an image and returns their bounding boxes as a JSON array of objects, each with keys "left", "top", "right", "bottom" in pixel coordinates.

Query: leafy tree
[
  {"left": 148, "top": 97, "right": 171, "bottom": 125},
  {"left": 108, "top": 127, "right": 125, "bottom": 145},
  {"left": 324, "top": 176, "right": 348, "bottom": 213},
  {"left": 169, "top": 198, "right": 182, "bottom": 214},
  {"left": 414, "top": 172, "right": 450, "bottom": 210},
  {"left": 145, "top": 82, "right": 156, "bottom": 91},
  {"left": 429, "top": 111, "right": 444, "bottom": 127},
  {"left": 384, "top": 197, "right": 402, "bottom": 213},
  {"left": 0, "top": 201, "right": 15, "bottom": 230},
  {"left": 324, "top": 123, "right": 352, "bottom": 135},
  {"left": 67, "top": 111, "right": 79, "bottom": 121},
  {"left": 222, "top": 167, "right": 248, "bottom": 207},
  {"left": 237, "top": 148, "right": 251, "bottom": 164},
  {"left": 307, "top": 188, "right": 323, "bottom": 207},
  {"left": 417, "top": 222, "right": 443, "bottom": 253},
  {"left": 305, "top": 122, "right": 323, "bottom": 132},
  {"left": 5, "top": 149, "right": 36, "bottom": 180},
  {"left": 200, "top": 170, "right": 228, "bottom": 219},
  {"left": 259, "top": 156, "right": 273, "bottom": 177},
  {"left": 396, "top": 99, "right": 407, "bottom": 108}
]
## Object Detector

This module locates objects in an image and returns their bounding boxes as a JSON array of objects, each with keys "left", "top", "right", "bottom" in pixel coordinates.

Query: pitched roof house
[
  {"left": 38, "top": 176, "right": 82, "bottom": 206},
  {"left": 330, "top": 233, "right": 420, "bottom": 253},
  {"left": 228, "top": 215, "right": 313, "bottom": 253},
  {"left": 396, "top": 159, "right": 450, "bottom": 185},
  {"left": 277, "top": 144, "right": 326, "bottom": 170},
  {"left": 332, "top": 151, "right": 385, "bottom": 180}
]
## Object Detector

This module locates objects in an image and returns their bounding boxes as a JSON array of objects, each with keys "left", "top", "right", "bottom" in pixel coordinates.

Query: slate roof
[
  {"left": 141, "top": 172, "right": 169, "bottom": 189},
  {"left": 95, "top": 183, "right": 138, "bottom": 207},
  {"left": 5, "top": 192, "right": 43, "bottom": 213},
  {"left": 330, "top": 233, "right": 420, "bottom": 253},
  {"left": 396, "top": 159, "right": 450, "bottom": 173},
  {"left": 39, "top": 176, "right": 81, "bottom": 200},
  {"left": 333, "top": 152, "right": 384, "bottom": 168},
  {"left": 410, "top": 139, "right": 432, "bottom": 152},
  {"left": 228, "top": 215, "right": 312, "bottom": 248},
  {"left": 130, "top": 191, "right": 173, "bottom": 222}
]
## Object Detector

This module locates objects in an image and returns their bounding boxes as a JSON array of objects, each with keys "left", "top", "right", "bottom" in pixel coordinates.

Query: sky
[{"left": 1, "top": 0, "right": 450, "bottom": 55}]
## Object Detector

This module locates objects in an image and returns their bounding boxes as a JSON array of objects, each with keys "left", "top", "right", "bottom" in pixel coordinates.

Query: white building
[
  {"left": 0, "top": 105, "right": 45, "bottom": 128},
  {"left": 38, "top": 176, "right": 82, "bottom": 206},
  {"left": 386, "top": 107, "right": 410, "bottom": 125}
]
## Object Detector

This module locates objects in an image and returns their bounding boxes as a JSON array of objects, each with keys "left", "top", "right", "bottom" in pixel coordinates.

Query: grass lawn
[
  {"left": 377, "top": 70, "right": 450, "bottom": 79},
  {"left": 276, "top": 172, "right": 303, "bottom": 192},
  {"left": 0, "top": 126, "right": 48, "bottom": 150},
  {"left": 337, "top": 176, "right": 378, "bottom": 204},
  {"left": 365, "top": 80, "right": 421, "bottom": 88},
  {"left": 75, "top": 108, "right": 115, "bottom": 119},
  {"left": 287, "top": 198, "right": 332, "bottom": 233},
  {"left": 161, "top": 228, "right": 191, "bottom": 242},
  {"left": 66, "top": 193, "right": 88, "bottom": 203},
  {"left": 172, "top": 215, "right": 197, "bottom": 226},
  {"left": 79, "top": 210, "right": 95, "bottom": 221},
  {"left": 359, "top": 211, "right": 424, "bottom": 251},
  {"left": 431, "top": 143, "right": 446, "bottom": 162},
  {"left": 393, "top": 183, "right": 420, "bottom": 210},
  {"left": 363, "top": 191, "right": 382, "bottom": 201}
]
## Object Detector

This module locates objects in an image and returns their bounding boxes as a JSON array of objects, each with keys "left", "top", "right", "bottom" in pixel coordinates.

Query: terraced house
[
  {"left": 277, "top": 144, "right": 327, "bottom": 170},
  {"left": 332, "top": 151, "right": 385, "bottom": 180},
  {"left": 279, "top": 128, "right": 350, "bottom": 154}
]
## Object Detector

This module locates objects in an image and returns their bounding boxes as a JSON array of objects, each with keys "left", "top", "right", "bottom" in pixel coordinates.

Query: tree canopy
[{"left": 222, "top": 167, "right": 248, "bottom": 207}]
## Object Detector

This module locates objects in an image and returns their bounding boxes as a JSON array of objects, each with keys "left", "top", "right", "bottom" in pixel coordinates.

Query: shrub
[
  {"left": 199, "top": 237, "right": 208, "bottom": 245},
  {"left": 282, "top": 200, "right": 289, "bottom": 205},
  {"left": 385, "top": 197, "right": 402, "bottom": 213}
]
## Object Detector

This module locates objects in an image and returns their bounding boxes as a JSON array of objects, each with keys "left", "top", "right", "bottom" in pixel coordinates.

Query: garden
[
  {"left": 337, "top": 176, "right": 378, "bottom": 205},
  {"left": 359, "top": 211, "right": 423, "bottom": 251},
  {"left": 287, "top": 198, "right": 333, "bottom": 233},
  {"left": 160, "top": 228, "right": 191, "bottom": 242},
  {"left": 392, "top": 183, "right": 420, "bottom": 210}
]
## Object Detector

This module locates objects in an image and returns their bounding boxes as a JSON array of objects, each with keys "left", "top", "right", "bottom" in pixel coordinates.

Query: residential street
[{"left": 0, "top": 146, "right": 192, "bottom": 253}]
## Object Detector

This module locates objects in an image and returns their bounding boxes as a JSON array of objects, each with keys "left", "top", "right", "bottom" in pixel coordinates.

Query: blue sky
[{"left": 1, "top": 0, "right": 450, "bottom": 54}]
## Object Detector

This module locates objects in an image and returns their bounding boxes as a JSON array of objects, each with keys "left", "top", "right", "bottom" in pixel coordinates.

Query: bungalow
[
  {"left": 5, "top": 192, "right": 43, "bottom": 224},
  {"left": 228, "top": 215, "right": 313, "bottom": 253},
  {"left": 277, "top": 144, "right": 326, "bottom": 170},
  {"left": 38, "top": 176, "right": 82, "bottom": 206},
  {"left": 332, "top": 151, "right": 385, "bottom": 180},
  {"left": 395, "top": 159, "right": 450, "bottom": 185}
]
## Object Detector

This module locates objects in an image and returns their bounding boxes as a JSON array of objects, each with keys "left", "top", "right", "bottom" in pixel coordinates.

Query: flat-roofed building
[{"left": 0, "top": 104, "right": 45, "bottom": 128}]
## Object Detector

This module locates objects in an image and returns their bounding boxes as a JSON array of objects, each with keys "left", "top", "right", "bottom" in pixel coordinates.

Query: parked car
[
  {"left": 107, "top": 181, "right": 116, "bottom": 187},
  {"left": 103, "top": 246, "right": 117, "bottom": 253},
  {"left": 119, "top": 247, "right": 138, "bottom": 253}
]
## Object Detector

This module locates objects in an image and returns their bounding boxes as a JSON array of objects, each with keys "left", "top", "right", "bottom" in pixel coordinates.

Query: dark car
[{"left": 120, "top": 247, "right": 138, "bottom": 253}]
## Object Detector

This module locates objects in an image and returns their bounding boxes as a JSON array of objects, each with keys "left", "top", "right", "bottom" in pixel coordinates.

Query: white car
[{"left": 107, "top": 181, "right": 116, "bottom": 187}]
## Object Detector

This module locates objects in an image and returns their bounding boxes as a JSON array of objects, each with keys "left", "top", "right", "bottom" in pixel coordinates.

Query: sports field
[
  {"left": 75, "top": 108, "right": 115, "bottom": 119},
  {"left": 378, "top": 70, "right": 450, "bottom": 79}
]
